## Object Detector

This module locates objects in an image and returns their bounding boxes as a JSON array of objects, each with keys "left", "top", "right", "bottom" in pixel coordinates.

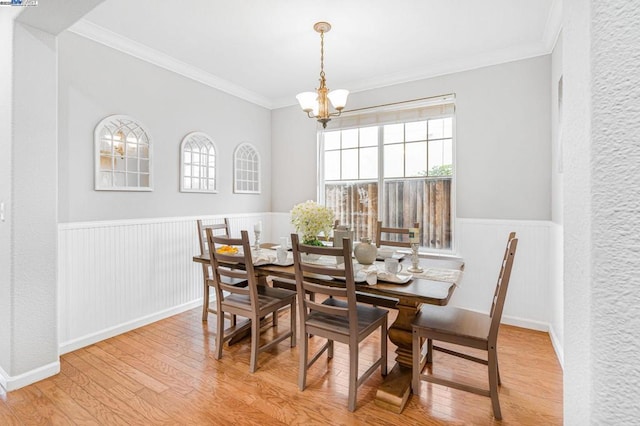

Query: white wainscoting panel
[
  {"left": 58, "top": 213, "right": 271, "bottom": 354},
  {"left": 58, "top": 214, "right": 558, "bottom": 359},
  {"left": 454, "top": 218, "right": 552, "bottom": 331}
]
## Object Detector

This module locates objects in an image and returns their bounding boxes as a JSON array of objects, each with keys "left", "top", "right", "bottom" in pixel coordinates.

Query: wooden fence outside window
[{"left": 324, "top": 177, "right": 452, "bottom": 250}]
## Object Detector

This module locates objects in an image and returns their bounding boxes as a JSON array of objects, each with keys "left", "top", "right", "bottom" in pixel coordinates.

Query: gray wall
[
  {"left": 272, "top": 55, "right": 551, "bottom": 220},
  {"left": 58, "top": 32, "right": 272, "bottom": 223}
]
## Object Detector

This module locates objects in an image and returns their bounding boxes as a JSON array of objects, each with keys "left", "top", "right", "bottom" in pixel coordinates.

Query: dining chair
[
  {"left": 291, "top": 233, "right": 388, "bottom": 411},
  {"left": 375, "top": 221, "right": 420, "bottom": 248},
  {"left": 197, "top": 218, "right": 234, "bottom": 321},
  {"left": 207, "top": 229, "right": 296, "bottom": 373},
  {"left": 411, "top": 232, "right": 518, "bottom": 420}
]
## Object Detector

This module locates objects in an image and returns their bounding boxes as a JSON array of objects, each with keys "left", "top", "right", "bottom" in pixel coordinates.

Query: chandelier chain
[{"left": 320, "top": 30, "right": 326, "bottom": 80}]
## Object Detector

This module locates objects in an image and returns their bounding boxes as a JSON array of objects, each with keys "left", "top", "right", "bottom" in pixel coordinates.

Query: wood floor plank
[{"left": 2, "top": 309, "right": 563, "bottom": 424}]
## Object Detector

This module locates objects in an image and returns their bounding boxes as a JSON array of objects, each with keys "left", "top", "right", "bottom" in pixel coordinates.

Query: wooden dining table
[{"left": 192, "top": 248, "right": 464, "bottom": 413}]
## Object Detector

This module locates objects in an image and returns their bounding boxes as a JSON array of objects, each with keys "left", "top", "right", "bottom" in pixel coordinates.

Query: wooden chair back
[
  {"left": 206, "top": 229, "right": 259, "bottom": 310},
  {"left": 488, "top": 232, "right": 518, "bottom": 342},
  {"left": 197, "top": 218, "right": 231, "bottom": 255},
  {"left": 375, "top": 221, "right": 420, "bottom": 248},
  {"left": 290, "top": 233, "right": 358, "bottom": 330}
]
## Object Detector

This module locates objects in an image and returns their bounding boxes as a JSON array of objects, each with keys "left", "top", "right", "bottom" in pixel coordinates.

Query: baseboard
[
  {"left": 59, "top": 299, "right": 203, "bottom": 355},
  {"left": 501, "top": 314, "right": 550, "bottom": 332},
  {"left": 548, "top": 323, "right": 564, "bottom": 369},
  {"left": 0, "top": 361, "right": 60, "bottom": 392}
]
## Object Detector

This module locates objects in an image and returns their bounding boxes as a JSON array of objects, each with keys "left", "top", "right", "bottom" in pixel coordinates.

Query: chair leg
[
  {"left": 328, "top": 340, "right": 334, "bottom": 359},
  {"left": 202, "top": 282, "right": 210, "bottom": 321},
  {"left": 298, "top": 332, "right": 308, "bottom": 391},
  {"left": 381, "top": 317, "right": 388, "bottom": 376},
  {"left": 290, "top": 301, "right": 296, "bottom": 347},
  {"left": 488, "top": 346, "right": 502, "bottom": 420},
  {"left": 348, "top": 345, "right": 358, "bottom": 412},
  {"left": 250, "top": 317, "right": 259, "bottom": 373},
  {"left": 496, "top": 353, "right": 501, "bottom": 385},
  {"left": 215, "top": 307, "right": 224, "bottom": 360},
  {"left": 426, "top": 338, "right": 433, "bottom": 363},
  {"left": 272, "top": 310, "right": 278, "bottom": 327}
]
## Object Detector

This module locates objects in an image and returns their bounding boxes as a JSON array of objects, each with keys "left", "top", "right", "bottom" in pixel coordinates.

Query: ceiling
[{"left": 69, "top": 0, "right": 561, "bottom": 109}]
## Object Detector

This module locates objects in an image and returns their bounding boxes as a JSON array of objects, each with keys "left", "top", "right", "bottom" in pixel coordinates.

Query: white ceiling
[{"left": 70, "top": 0, "right": 562, "bottom": 109}]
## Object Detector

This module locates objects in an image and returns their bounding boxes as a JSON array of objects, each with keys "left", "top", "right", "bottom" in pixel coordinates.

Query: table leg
[{"left": 374, "top": 297, "right": 421, "bottom": 413}]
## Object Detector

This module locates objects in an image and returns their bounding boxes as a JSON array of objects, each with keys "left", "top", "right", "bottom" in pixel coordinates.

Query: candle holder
[
  {"left": 254, "top": 230, "right": 261, "bottom": 251},
  {"left": 407, "top": 243, "right": 423, "bottom": 273}
]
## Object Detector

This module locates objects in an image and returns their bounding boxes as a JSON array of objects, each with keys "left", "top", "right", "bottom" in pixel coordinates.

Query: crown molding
[{"left": 67, "top": 19, "right": 273, "bottom": 109}]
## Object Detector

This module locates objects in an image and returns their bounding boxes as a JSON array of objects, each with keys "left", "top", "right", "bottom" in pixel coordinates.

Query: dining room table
[{"left": 192, "top": 245, "right": 464, "bottom": 413}]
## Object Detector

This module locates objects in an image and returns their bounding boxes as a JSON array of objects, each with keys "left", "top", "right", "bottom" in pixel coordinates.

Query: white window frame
[
  {"left": 180, "top": 132, "right": 218, "bottom": 193},
  {"left": 233, "top": 142, "right": 261, "bottom": 194},
  {"left": 94, "top": 114, "right": 152, "bottom": 191}
]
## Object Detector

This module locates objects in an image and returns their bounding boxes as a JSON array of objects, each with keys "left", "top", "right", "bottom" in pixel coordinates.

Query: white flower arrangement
[{"left": 290, "top": 200, "right": 335, "bottom": 245}]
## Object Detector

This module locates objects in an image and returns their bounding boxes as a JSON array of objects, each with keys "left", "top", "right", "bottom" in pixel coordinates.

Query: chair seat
[
  {"left": 307, "top": 298, "right": 388, "bottom": 338},
  {"left": 223, "top": 286, "right": 296, "bottom": 311},
  {"left": 413, "top": 304, "right": 491, "bottom": 346}
]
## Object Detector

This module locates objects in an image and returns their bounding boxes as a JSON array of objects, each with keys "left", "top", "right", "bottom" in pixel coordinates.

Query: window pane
[
  {"left": 428, "top": 118, "right": 445, "bottom": 139},
  {"left": 342, "top": 129, "right": 358, "bottom": 149},
  {"left": 139, "top": 144, "right": 149, "bottom": 159},
  {"left": 184, "top": 151, "right": 191, "bottom": 163},
  {"left": 325, "top": 151, "right": 340, "bottom": 180},
  {"left": 324, "top": 131, "right": 340, "bottom": 150},
  {"left": 114, "top": 172, "right": 125, "bottom": 187},
  {"left": 99, "top": 156, "right": 113, "bottom": 170},
  {"left": 360, "top": 126, "right": 378, "bottom": 147},
  {"left": 341, "top": 148, "right": 358, "bottom": 180},
  {"left": 383, "top": 123, "right": 403, "bottom": 144},
  {"left": 443, "top": 117, "right": 453, "bottom": 138},
  {"left": 325, "top": 181, "right": 378, "bottom": 242},
  {"left": 127, "top": 173, "right": 138, "bottom": 186},
  {"left": 384, "top": 144, "right": 404, "bottom": 177},
  {"left": 183, "top": 177, "right": 191, "bottom": 189},
  {"left": 405, "top": 142, "right": 427, "bottom": 177},
  {"left": 427, "top": 139, "right": 453, "bottom": 176},
  {"left": 405, "top": 121, "right": 427, "bottom": 142},
  {"left": 360, "top": 147, "right": 378, "bottom": 179},
  {"left": 127, "top": 158, "right": 138, "bottom": 172}
]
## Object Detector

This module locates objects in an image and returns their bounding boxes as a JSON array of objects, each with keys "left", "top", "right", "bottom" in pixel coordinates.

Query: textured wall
[
  {"left": 563, "top": 0, "right": 592, "bottom": 423},
  {"left": 0, "top": 10, "right": 18, "bottom": 376},
  {"left": 10, "top": 23, "right": 59, "bottom": 378},
  {"left": 590, "top": 1, "right": 640, "bottom": 423},
  {"left": 272, "top": 56, "right": 552, "bottom": 221}
]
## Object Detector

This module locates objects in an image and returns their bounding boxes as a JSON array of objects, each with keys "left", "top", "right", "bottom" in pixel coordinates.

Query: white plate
[
  {"left": 377, "top": 272, "right": 413, "bottom": 284},
  {"left": 375, "top": 253, "right": 406, "bottom": 262}
]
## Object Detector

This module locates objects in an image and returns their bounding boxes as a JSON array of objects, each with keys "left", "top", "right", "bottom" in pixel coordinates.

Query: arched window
[
  {"left": 95, "top": 115, "right": 152, "bottom": 191},
  {"left": 233, "top": 143, "right": 260, "bottom": 194},
  {"left": 180, "top": 132, "right": 217, "bottom": 193}
]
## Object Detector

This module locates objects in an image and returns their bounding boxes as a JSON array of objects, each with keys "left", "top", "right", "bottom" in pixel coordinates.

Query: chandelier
[{"left": 296, "top": 22, "right": 349, "bottom": 128}]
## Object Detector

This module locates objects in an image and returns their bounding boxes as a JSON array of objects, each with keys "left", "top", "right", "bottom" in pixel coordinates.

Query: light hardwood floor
[{"left": 0, "top": 307, "right": 563, "bottom": 425}]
